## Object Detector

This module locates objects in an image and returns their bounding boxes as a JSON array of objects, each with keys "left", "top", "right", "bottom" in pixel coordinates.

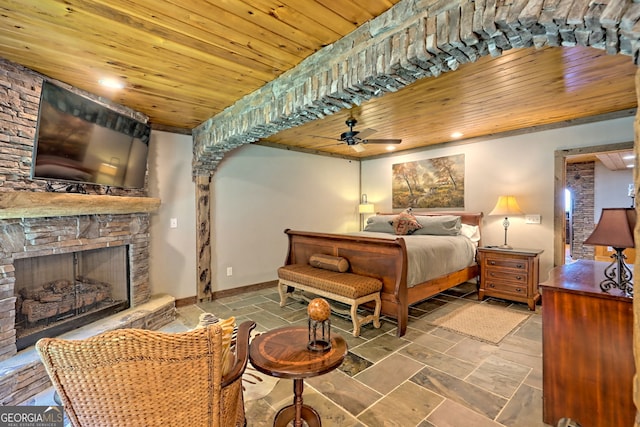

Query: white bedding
[{"left": 348, "top": 231, "right": 477, "bottom": 287}]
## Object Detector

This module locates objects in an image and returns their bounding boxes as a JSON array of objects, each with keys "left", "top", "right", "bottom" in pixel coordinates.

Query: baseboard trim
[{"left": 175, "top": 280, "right": 278, "bottom": 307}]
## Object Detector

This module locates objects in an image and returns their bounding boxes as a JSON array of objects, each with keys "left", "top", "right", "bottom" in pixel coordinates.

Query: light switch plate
[{"left": 525, "top": 214, "right": 541, "bottom": 224}]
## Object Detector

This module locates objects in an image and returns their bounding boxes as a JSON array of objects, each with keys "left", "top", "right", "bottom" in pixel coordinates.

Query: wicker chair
[{"left": 36, "top": 321, "right": 256, "bottom": 427}]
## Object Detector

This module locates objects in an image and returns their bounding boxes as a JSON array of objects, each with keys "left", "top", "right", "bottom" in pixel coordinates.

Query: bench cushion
[{"left": 278, "top": 264, "right": 382, "bottom": 299}]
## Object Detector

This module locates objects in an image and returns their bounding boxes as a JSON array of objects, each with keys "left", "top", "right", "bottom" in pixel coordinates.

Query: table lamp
[
  {"left": 489, "top": 195, "right": 524, "bottom": 249},
  {"left": 584, "top": 207, "right": 636, "bottom": 296},
  {"left": 358, "top": 194, "right": 375, "bottom": 231}
]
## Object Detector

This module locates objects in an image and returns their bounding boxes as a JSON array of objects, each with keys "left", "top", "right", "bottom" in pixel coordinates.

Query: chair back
[{"left": 36, "top": 324, "right": 236, "bottom": 427}]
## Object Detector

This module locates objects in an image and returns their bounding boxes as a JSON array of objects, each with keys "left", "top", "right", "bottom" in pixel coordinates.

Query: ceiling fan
[{"left": 314, "top": 117, "right": 402, "bottom": 152}]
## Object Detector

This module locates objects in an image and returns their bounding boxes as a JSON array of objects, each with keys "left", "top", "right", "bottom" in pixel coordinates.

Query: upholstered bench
[{"left": 277, "top": 254, "right": 382, "bottom": 337}]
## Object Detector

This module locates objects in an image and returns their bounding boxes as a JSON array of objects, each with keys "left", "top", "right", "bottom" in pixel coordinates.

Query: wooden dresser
[
  {"left": 477, "top": 247, "right": 542, "bottom": 310},
  {"left": 540, "top": 260, "right": 634, "bottom": 427}
]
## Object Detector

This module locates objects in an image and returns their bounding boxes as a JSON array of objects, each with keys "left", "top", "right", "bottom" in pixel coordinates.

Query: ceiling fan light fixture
[{"left": 352, "top": 144, "right": 366, "bottom": 153}]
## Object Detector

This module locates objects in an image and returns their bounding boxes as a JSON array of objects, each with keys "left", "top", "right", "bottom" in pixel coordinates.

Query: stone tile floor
[{"left": 23, "top": 282, "right": 554, "bottom": 427}]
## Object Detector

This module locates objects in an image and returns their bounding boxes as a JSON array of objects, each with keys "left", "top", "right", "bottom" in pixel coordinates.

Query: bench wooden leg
[
  {"left": 372, "top": 293, "right": 381, "bottom": 329},
  {"left": 350, "top": 304, "right": 361, "bottom": 337},
  {"left": 278, "top": 280, "right": 289, "bottom": 307}
]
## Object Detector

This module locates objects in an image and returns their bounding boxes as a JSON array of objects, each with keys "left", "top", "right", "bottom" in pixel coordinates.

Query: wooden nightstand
[{"left": 477, "top": 247, "right": 543, "bottom": 310}]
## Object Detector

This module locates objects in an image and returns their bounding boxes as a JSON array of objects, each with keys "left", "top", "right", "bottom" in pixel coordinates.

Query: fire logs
[{"left": 17, "top": 277, "right": 111, "bottom": 323}]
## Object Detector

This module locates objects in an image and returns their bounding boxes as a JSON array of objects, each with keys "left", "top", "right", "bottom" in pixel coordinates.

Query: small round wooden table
[{"left": 249, "top": 326, "right": 347, "bottom": 427}]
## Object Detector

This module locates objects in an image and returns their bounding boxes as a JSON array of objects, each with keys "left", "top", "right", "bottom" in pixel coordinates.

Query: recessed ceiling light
[
  {"left": 98, "top": 78, "right": 125, "bottom": 89},
  {"left": 451, "top": 132, "right": 463, "bottom": 139},
  {"left": 627, "top": 164, "right": 634, "bottom": 168},
  {"left": 386, "top": 146, "right": 396, "bottom": 151},
  {"left": 623, "top": 154, "right": 635, "bottom": 160}
]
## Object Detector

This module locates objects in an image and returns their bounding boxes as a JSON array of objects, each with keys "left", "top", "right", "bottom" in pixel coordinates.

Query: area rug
[
  {"left": 429, "top": 303, "right": 530, "bottom": 345},
  {"left": 243, "top": 366, "right": 279, "bottom": 402}
]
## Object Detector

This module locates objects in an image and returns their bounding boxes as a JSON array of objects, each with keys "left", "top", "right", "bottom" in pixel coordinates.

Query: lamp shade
[
  {"left": 488, "top": 196, "right": 524, "bottom": 216},
  {"left": 584, "top": 208, "right": 636, "bottom": 248},
  {"left": 359, "top": 203, "right": 375, "bottom": 214}
]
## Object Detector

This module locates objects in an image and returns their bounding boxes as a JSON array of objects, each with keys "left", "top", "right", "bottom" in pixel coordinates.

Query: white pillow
[{"left": 460, "top": 224, "right": 481, "bottom": 243}]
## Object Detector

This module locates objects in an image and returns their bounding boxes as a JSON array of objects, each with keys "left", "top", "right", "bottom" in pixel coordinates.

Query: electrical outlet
[
  {"left": 226, "top": 267, "right": 233, "bottom": 276},
  {"left": 170, "top": 218, "right": 178, "bottom": 228},
  {"left": 525, "top": 214, "right": 541, "bottom": 224}
]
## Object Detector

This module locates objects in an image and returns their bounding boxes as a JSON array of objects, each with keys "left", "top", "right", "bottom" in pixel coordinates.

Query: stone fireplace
[{"left": 0, "top": 58, "right": 174, "bottom": 406}]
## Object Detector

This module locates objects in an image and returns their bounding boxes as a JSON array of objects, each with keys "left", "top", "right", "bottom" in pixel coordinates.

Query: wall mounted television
[{"left": 31, "top": 81, "right": 151, "bottom": 189}]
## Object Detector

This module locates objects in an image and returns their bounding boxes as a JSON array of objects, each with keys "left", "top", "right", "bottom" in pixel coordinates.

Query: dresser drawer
[
  {"left": 483, "top": 256, "right": 529, "bottom": 272},
  {"left": 484, "top": 280, "right": 527, "bottom": 296}
]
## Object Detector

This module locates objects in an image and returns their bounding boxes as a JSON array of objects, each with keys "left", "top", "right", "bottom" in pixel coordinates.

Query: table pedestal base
[{"left": 274, "top": 378, "right": 321, "bottom": 427}]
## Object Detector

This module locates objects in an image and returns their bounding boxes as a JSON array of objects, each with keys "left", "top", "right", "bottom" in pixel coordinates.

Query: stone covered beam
[{"left": 192, "top": 0, "right": 640, "bottom": 175}]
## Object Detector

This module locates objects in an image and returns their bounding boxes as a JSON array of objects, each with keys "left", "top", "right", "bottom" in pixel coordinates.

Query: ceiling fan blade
[
  {"left": 309, "top": 134, "right": 340, "bottom": 141},
  {"left": 356, "top": 128, "right": 377, "bottom": 139},
  {"left": 316, "top": 141, "right": 346, "bottom": 149},
  {"left": 362, "top": 138, "right": 402, "bottom": 144}
]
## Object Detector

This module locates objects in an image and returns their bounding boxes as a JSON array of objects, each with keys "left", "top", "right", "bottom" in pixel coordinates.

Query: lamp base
[
  {"left": 600, "top": 248, "right": 633, "bottom": 296},
  {"left": 498, "top": 244, "right": 513, "bottom": 249}
]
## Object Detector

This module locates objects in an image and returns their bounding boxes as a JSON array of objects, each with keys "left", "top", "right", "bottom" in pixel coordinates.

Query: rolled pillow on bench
[{"left": 309, "top": 254, "right": 350, "bottom": 273}]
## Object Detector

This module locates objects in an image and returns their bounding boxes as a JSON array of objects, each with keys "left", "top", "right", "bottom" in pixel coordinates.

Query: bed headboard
[
  {"left": 377, "top": 211, "right": 483, "bottom": 227},
  {"left": 375, "top": 211, "right": 484, "bottom": 246}
]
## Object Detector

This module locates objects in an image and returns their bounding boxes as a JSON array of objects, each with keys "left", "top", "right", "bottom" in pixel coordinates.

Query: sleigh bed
[{"left": 281, "top": 211, "right": 483, "bottom": 337}]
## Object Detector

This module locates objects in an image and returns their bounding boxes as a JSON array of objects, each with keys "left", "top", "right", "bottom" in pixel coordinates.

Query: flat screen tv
[{"left": 31, "top": 81, "right": 151, "bottom": 189}]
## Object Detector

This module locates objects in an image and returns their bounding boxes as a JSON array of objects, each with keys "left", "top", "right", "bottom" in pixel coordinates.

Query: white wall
[
  {"left": 147, "top": 131, "right": 197, "bottom": 299},
  {"left": 594, "top": 161, "right": 634, "bottom": 221},
  {"left": 213, "top": 144, "right": 360, "bottom": 290},
  {"left": 361, "top": 116, "right": 635, "bottom": 279},
  {"left": 147, "top": 117, "right": 634, "bottom": 298}
]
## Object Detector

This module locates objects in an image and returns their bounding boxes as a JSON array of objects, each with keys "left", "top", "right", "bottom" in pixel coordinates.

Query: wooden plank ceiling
[{"left": 0, "top": 0, "right": 637, "bottom": 159}]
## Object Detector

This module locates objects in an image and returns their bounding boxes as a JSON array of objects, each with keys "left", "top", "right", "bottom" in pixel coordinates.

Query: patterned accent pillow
[
  {"left": 390, "top": 210, "right": 422, "bottom": 235},
  {"left": 196, "top": 313, "right": 236, "bottom": 376}
]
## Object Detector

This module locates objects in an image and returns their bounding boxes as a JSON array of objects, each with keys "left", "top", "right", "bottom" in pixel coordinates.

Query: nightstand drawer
[
  {"left": 485, "top": 268, "right": 527, "bottom": 284},
  {"left": 483, "top": 256, "right": 529, "bottom": 271},
  {"left": 484, "top": 280, "right": 527, "bottom": 295}
]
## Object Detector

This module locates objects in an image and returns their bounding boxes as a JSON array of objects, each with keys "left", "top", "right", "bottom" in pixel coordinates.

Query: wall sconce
[
  {"left": 584, "top": 207, "right": 636, "bottom": 296},
  {"left": 358, "top": 194, "right": 375, "bottom": 231},
  {"left": 489, "top": 195, "right": 524, "bottom": 249}
]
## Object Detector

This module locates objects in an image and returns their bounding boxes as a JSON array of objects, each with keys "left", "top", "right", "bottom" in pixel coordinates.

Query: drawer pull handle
[
  {"left": 489, "top": 284, "right": 495, "bottom": 288},
  {"left": 489, "top": 261, "right": 496, "bottom": 265},
  {"left": 516, "top": 264, "right": 524, "bottom": 269},
  {"left": 516, "top": 276, "right": 522, "bottom": 280},
  {"left": 516, "top": 288, "right": 522, "bottom": 292}
]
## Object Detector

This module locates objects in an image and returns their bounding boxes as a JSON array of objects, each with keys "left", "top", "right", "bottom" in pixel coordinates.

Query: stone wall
[{"left": 566, "top": 162, "right": 596, "bottom": 260}]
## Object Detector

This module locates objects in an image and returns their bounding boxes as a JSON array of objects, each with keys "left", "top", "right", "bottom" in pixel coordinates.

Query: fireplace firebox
[{"left": 14, "top": 245, "right": 131, "bottom": 350}]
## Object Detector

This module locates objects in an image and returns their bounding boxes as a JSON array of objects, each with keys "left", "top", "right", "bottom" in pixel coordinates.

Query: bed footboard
[{"left": 283, "top": 229, "right": 410, "bottom": 335}]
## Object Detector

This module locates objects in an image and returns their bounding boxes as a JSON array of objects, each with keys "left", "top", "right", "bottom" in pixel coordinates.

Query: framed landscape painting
[{"left": 392, "top": 154, "right": 465, "bottom": 209}]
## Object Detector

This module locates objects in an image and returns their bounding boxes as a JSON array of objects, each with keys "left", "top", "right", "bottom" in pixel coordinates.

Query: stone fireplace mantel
[{"left": 0, "top": 192, "right": 161, "bottom": 219}]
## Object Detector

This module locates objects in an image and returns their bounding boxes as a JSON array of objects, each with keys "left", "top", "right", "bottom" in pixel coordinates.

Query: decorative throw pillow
[
  {"left": 196, "top": 313, "right": 236, "bottom": 376},
  {"left": 217, "top": 316, "right": 236, "bottom": 376},
  {"left": 309, "top": 254, "right": 350, "bottom": 272},
  {"left": 390, "top": 210, "right": 422, "bottom": 235},
  {"left": 364, "top": 215, "right": 396, "bottom": 233},
  {"left": 412, "top": 215, "right": 462, "bottom": 235},
  {"left": 460, "top": 223, "right": 481, "bottom": 243}
]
